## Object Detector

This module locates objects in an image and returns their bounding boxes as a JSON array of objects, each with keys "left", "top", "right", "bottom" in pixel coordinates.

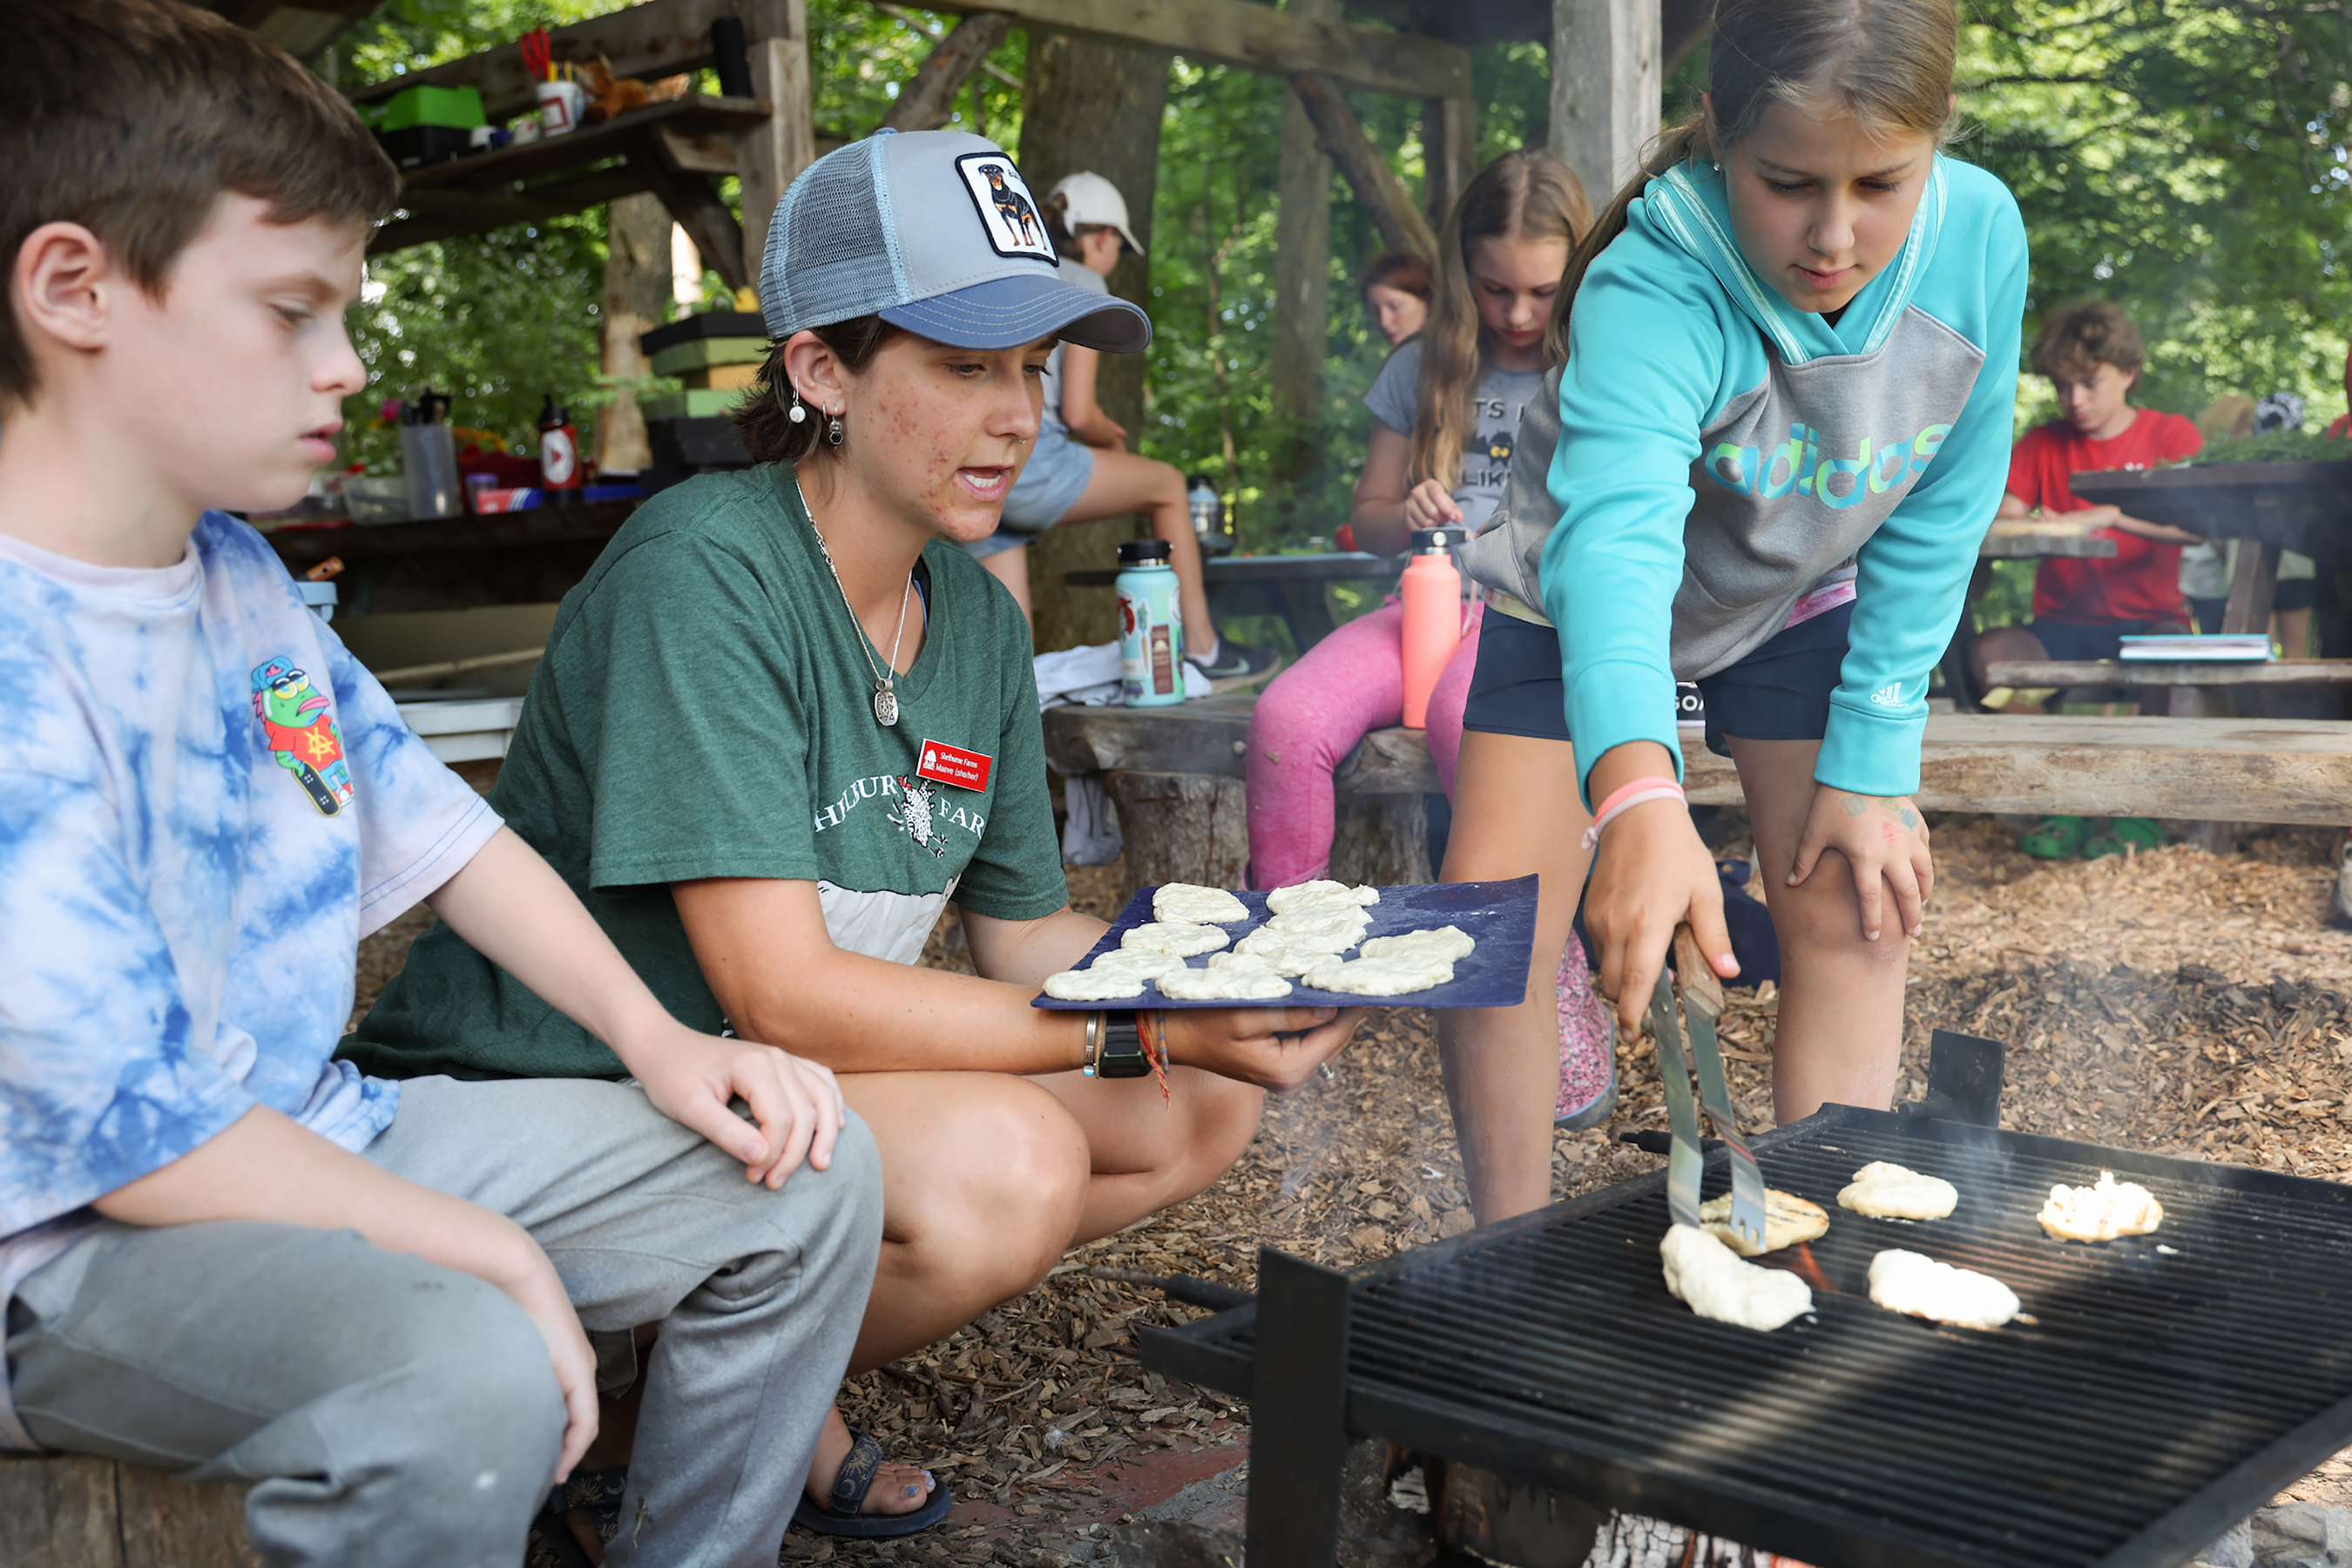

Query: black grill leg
[
  {"left": 1925, "top": 1029, "right": 2006, "bottom": 1125},
  {"left": 1246, "top": 1247, "right": 1351, "bottom": 1567}
]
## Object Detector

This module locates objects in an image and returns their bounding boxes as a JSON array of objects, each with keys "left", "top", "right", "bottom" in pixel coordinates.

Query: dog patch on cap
[{"left": 954, "top": 153, "right": 1057, "bottom": 265}]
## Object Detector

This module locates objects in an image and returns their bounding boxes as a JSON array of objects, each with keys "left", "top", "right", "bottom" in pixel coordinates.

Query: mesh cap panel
[{"left": 762, "top": 140, "right": 904, "bottom": 338}]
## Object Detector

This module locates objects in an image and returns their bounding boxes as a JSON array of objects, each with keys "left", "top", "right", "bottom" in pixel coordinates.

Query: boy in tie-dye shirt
[{"left": 0, "top": 6, "right": 882, "bottom": 1564}]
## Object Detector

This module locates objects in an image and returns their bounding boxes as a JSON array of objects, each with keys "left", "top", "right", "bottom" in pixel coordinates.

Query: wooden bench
[
  {"left": 0, "top": 1454, "right": 253, "bottom": 1567},
  {"left": 1985, "top": 658, "right": 2352, "bottom": 720},
  {"left": 1043, "top": 698, "right": 2352, "bottom": 886}
]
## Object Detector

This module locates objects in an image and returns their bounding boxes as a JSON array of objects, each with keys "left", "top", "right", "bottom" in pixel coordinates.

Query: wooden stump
[
  {"left": 1328, "top": 795, "right": 1430, "bottom": 887},
  {"left": 0, "top": 1455, "right": 256, "bottom": 1567},
  {"left": 1103, "top": 771, "right": 1250, "bottom": 892}
]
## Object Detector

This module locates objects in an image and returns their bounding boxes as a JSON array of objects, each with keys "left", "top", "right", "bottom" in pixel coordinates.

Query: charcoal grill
[{"left": 1143, "top": 1032, "right": 2352, "bottom": 1567}]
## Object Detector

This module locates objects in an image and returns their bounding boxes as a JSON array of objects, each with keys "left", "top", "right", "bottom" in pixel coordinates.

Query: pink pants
[{"left": 1245, "top": 600, "right": 1483, "bottom": 889}]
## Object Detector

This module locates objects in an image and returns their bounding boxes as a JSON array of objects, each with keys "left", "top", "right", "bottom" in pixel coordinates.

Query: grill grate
[{"left": 1147, "top": 1106, "right": 2352, "bottom": 1568}]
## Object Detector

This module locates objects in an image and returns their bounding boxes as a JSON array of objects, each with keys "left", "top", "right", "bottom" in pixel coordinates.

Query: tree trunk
[
  {"left": 1421, "top": 92, "right": 1477, "bottom": 230},
  {"left": 1292, "top": 73, "right": 1436, "bottom": 262},
  {"left": 597, "top": 193, "right": 671, "bottom": 475},
  {"left": 1269, "top": 0, "right": 1337, "bottom": 530},
  {"left": 1019, "top": 29, "right": 1173, "bottom": 653},
  {"left": 1549, "top": 0, "right": 1662, "bottom": 204},
  {"left": 1103, "top": 772, "right": 1252, "bottom": 893},
  {"left": 880, "top": 12, "right": 1012, "bottom": 132}
]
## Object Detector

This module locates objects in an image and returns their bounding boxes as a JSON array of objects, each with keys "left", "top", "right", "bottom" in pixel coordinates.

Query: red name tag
[{"left": 916, "top": 739, "right": 993, "bottom": 792}]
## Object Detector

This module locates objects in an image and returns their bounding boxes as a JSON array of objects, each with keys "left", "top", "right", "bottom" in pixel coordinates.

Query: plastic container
[
  {"left": 345, "top": 475, "right": 412, "bottom": 525},
  {"left": 536, "top": 79, "right": 585, "bottom": 136},
  {"left": 1186, "top": 474, "right": 1226, "bottom": 558},
  {"left": 400, "top": 423, "right": 463, "bottom": 519},
  {"left": 538, "top": 395, "right": 584, "bottom": 490},
  {"left": 1115, "top": 539, "right": 1185, "bottom": 707},
  {"left": 1399, "top": 527, "right": 1466, "bottom": 728}
]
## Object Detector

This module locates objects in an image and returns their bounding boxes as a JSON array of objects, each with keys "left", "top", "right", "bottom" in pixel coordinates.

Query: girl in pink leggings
[{"left": 1245, "top": 150, "right": 1613, "bottom": 1125}]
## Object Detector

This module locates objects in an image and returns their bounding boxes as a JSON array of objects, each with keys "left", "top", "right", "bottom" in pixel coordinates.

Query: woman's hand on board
[
  {"left": 1583, "top": 798, "right": 1737, "bottom": 1033},
  {"left": 1788, "top": 788, "right": 1932, "bottom": 942},
  {"left": 1401, "top": 479, "right": 1465, "bottom": 533},
  {"left": 1162, "top": 1005, "right": 1365, "bottom": 1092}
]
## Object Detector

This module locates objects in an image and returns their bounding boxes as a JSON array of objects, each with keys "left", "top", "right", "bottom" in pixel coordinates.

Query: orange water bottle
[{"left": 1400, "top": 527, "right": 1465, "bottom": 728}]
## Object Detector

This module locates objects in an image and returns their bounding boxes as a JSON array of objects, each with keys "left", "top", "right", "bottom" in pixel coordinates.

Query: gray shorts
[{"left": 993, "top": 420, "right": 1095, "bottom": 535}]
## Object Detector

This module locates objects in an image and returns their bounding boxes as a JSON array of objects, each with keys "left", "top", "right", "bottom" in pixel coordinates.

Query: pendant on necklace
[{"left": 873, "top": 682, "right": 899, "bottom": 727}]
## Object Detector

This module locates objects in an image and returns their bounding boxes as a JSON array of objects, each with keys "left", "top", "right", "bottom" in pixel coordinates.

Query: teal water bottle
[{"left": 1116, "top": 539, "right": 1184, "bottom": 706}]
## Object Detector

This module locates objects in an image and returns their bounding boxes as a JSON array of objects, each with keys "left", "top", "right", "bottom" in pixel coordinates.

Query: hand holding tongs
[{"left": 1648, "top": 926, "right": 1767, "bottom": 1250}]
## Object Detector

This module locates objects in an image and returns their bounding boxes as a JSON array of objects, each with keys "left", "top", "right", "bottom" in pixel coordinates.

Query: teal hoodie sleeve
[
  {"left": 1537, "top": 222, "right": 1746, "bottom": 807},
  {"left": 1816, "top": 181, "right": 2027, "bottom": 796}
]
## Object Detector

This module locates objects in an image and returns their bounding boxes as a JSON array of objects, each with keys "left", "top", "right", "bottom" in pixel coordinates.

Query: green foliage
[{"left": 1960, "top": 1, "right": 2352, "bottom": 431}]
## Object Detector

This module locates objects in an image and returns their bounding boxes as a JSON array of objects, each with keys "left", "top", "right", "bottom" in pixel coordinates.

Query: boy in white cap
[{"left": 347, "top": 127, "right": 1362, "bottom": 1542}]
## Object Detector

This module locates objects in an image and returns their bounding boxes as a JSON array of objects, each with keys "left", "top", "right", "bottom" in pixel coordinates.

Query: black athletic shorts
[{"left": 1462, "top": 601, "right": 1855, "bottom": 759}]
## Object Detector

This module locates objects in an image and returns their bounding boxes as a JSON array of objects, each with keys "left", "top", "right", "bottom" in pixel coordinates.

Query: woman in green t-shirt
[{"left": 347, "top": 129, "right": 1361, "bottom": 1541}]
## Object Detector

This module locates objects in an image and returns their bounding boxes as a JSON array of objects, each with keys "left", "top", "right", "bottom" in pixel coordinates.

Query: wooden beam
[
  {"left": 738, "top": 1, "right": 815, "bottom": 289},
  {"left": 1291, "top": 73, "right": 1436, "bottom": 261},
  {"left": 370, "top": 168, "right": 653, "bottom": 253},
  {"left": 641, "top": 146, "right": 747, "bottom": 294},
  {"left": 1549, "top": 0, "right": 1661, "bottom": 202},
  {"left": 346, "top": 0, "right": 733, "bottom": 121},
  {"left": 930, "top": 0, "right": 1470, "bottom": 99},
  {"left": 597, "top": 193, "right": 668, "bottom": 473},
  {"left": 880, "top": 11, "right": 1014, "bottom": 132}
]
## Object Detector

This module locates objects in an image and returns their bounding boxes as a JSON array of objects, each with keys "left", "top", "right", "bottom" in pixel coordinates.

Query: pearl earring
[{"left": 785, "top": 386, "right": 808, "bottom": 423}]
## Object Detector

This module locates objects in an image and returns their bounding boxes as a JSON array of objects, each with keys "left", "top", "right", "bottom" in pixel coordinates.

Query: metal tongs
[{"left": 1647, "top": 927, "right": 1767, "bottom": 1250}]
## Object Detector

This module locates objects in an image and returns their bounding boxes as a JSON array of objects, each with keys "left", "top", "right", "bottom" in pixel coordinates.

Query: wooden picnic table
[
  {"left": 1064, "top": 551, "right": 1403, "bottom": 652},
  {"left": 263, "top": 496, "right": 641, "bottom": 616},
  {"left": 1942, "top": 524, "right": 2121, "bottom": 710}
]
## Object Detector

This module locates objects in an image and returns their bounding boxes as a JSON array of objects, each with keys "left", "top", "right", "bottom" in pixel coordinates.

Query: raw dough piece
[
  {"left": 1042, "top": 968, "right": 1147, "bottom": 1002},
  {"left": 1207, "top": 951, "right": 1283, "bottom": 974},
  {"left": 1231, "top": 929, "right": 1340, "bottom": 975},
  {"left": 1266, "top": 909, "right": 1372, "bottom": 950},
  {"left": 1660, "top": 1223, "right": 1813, "bottom": 1331},
  {"left": 1867, "top": 1248, "right": 2019, "bottom": 1330},
  {"left": 1152, "top": 883, "right": 1251, "bottom": 924},
  {"left": 1359, "top": 925, "right": 1475, "bottom": 963},
  {"left": 1697, "top": 1188, "right": 1830, "bottom": 1258},
  {"left": 2039, "top": 1171, "right": 2164, "bottom": 1242},
  {"left": 1157, "top": 966, "right": 1294, "bottom": 1001},
  {"left": 1091, "top": 949, "right": 1187, "bottom": 981},
  {"left": 1838, "top": 1161, "right": 1958, "bottom": 1220},
  {"left": 1303, "top": 954, "right": 1453, "bottom": 997},
  {"left": 1121, "top": 921, "right": 1230, "bottom": 957},
  {"left": 1264, "top": 879, "right": 1379, "bottom": 914}
]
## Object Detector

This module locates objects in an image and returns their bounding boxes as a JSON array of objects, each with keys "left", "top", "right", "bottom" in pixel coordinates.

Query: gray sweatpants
[{"left": 4, "top": 1075, "right": 882, "bottom": 1568}]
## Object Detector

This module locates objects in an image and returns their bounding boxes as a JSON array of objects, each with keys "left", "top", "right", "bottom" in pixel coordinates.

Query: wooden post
[
  {"left": 1548, "top": 0, "right": 1660, "bottom": 204},
  {"left": 597, "top": 193, "right": 671, "bottom": 475},
  {"left": 1018, "top": 28, "right": 1173, "bottom": 652},
  {"left": 880, "top": 11, "right": 1013, "bottom": 132},
  {"left": 1271, "top": 0, "right": 1338, "bottom": 530},
  {"left": 1421, "top": 93, "right": 1476, "bottom": 230},
  {"left": 737, "top": 0, "right": 815, "bottom": 288}
]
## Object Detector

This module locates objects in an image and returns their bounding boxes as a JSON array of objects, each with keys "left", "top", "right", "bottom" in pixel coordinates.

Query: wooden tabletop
[
  {"left": 1978, "top": 526, "right": 2119, "bottom": 559},
  {"left": 263, "top": 496, "right": 641, "bottom": 615},
  {"left": 1064, "top": 551, "right": 1406, "bottom": 587},
  {"left": 1984, "top": 658, "right": 2352, "bottom": 688}
]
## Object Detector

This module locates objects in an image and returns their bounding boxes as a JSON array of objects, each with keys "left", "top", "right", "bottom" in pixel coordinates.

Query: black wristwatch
[{"left": 1092, "top": 1010, "right": 1152, "bottom": 1078}]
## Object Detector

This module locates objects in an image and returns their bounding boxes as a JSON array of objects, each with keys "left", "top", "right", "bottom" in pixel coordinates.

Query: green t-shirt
[{"left": 342, "top": 463, "right": 1067, "bottom": 1081}]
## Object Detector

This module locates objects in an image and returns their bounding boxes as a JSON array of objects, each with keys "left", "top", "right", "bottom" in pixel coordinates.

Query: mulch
[{"left": 348, "top": 812, "right": 2352, "bottom": 1565}]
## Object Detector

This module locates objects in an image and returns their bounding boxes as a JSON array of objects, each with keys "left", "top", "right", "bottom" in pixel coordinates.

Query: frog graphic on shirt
[{"left": 251, "top": 658, "right": 354, "bottom": 815}]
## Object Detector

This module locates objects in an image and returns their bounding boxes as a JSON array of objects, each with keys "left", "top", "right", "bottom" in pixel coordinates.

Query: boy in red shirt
[{"left": 1970, "top": 301, "right": 2204, "bottom": 857}]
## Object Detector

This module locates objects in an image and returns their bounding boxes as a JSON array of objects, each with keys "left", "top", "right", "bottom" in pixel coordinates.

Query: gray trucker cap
[{"left": 759, "top": 129, "right": 1151, "bottom": 355}]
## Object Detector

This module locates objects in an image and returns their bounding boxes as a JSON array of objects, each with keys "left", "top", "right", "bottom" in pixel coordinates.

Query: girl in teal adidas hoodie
[{"left": 1448, "top": 0, "right": 2026, "bottom": 1219}]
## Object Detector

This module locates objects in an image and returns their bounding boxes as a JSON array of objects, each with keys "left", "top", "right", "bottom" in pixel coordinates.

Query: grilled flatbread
[
  {"left": 1867, "top": 1248, "right": 2019, "bottom": 1330},
  {"left": 1698, "top": 1188, "right": 1829, "bottom": 1257},
  {"left": 1838, "top": 1161, "right": 1958, "bottom": 1220},
  {"left": 2039, "top": 1171, "right": 2163, "bottom": 1242},
  {"left": 1661, "top": 1223, "right": 1813, "bottom": 1331}
]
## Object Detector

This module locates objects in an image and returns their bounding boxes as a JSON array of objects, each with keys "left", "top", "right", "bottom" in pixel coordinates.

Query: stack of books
[{"left": 2116, "top": 633, "right": 2272, "bottom": 662}]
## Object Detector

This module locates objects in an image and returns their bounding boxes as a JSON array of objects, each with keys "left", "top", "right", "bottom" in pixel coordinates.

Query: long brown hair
[
  {"left": 1409, "top": 150, "right": 1591, "bottom": 491},
  {"left": 1547, "top": 0, "right": 1960, "bottom": 358}
]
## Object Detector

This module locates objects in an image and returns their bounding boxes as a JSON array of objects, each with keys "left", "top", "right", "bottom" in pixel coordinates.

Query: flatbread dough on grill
[
  {"left": 1265, "top": 909, "right": 1373, "bottom": 950},
  {"left": 1303, "top": 954, "right": 1454, "bottom": 997},
  {"left": 1358, "top": 925, "right": 1476, "bottom": 963},
  {"left": 1152, "top": 883, "right": 1251, "bottom": 924},
  {"left": 1157, "top": 965, "right": 1294, "bottom": 1001},
  {"left": 1867, "top": 1249, "right": 2020, "bottom": 1330},
  {"left": 2039, "top": 1171, "right": 2164, "bottom": 1242},
  {"left": 1231, "top": 929, "right": 1340, "bottom": 975},
  {"left": 1090, "top": 949, "right": 1188, "bottom": 980},
  {"left": 1121, "top": 921, "right": 1230, "bottom": 957},
  {"left": 1264, "top": 880, "right": 1379, "bottom": 914},
  {"left": 1660, "top": 1223, "right": 1813, "bottom": 1331},
  {"left": 1838, "top": 1161, "right": 1958, "bottom": 1220},
  {"left": 1041, "top": 968, "right": 1147, "bottom": 1002},
  {"left": 1698, "top": 1188, "right": 1829, "bottom": 1258}
]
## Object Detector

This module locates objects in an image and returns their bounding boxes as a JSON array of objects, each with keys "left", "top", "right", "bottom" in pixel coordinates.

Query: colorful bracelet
[
  {"left": 1145, "top": 1010, "right": 1172, "bottom": 1105},
  {"left": 1580, "top": 775, "right": 1686, "bottom": 853}
]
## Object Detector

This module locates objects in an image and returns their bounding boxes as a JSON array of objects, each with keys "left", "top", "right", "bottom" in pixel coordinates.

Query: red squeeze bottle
[
  {"left": 1400, "top": 527, "right": 1464, "bottom": 729},
  {"left": 537, "top": 394, "right": 583, "bottom": 491}
]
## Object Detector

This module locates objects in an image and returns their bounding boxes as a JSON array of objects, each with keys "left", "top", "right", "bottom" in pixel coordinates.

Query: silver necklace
[{"left": 794, "top": 475, "right": 915, "bottom": 727}]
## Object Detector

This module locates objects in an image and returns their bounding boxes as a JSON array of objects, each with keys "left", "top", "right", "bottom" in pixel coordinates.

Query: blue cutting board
[{"left": 1031, "top": 875, "right": 1538, "bottom": 1010}]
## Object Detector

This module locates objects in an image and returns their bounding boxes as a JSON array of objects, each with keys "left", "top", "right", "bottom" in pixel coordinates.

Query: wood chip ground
[{"left": 348, "top": 813, "right": 2352, "bottom": 1565}]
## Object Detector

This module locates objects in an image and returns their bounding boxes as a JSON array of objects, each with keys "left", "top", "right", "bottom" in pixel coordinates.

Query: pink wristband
[{"left": 1580, "top": 776, "right": 1686, "bottom": 853}]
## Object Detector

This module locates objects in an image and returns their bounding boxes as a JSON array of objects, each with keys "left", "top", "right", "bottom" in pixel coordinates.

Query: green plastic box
[
  {"left": 641, "top": 389, "right": 750, "bottom": 422},
  {"left": 648, "top": 338, "right": 768, "bottom": 376},
  {"left": 371, "top": 84, "right": 486, "bottom": 132}
]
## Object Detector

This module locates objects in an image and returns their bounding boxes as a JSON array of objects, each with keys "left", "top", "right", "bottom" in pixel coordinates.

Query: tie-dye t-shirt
[{"left": 0, "top": 514, "right": 499, "bottom": 1448}]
